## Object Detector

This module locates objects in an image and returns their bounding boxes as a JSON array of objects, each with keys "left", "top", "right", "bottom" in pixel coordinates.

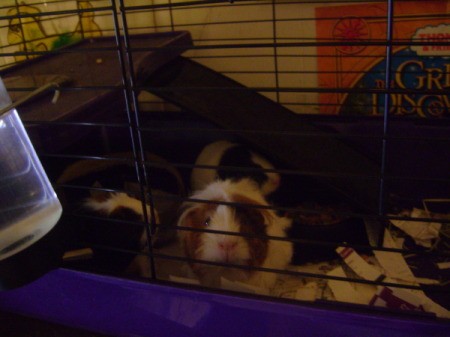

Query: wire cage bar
[{"left": 0, "top": 0, "right": 449, "bottom": 335}]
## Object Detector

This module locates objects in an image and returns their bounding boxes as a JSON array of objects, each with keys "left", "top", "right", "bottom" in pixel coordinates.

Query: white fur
[
  {"left": 201, "top": 204, "right": 251, "bottom": 264},
  {"left": 191, "top": 140, "right": 231, "bottom": 192},
  {"left": 190, "top": 140, "right": 280, "bottom": 196},
  {"left": 84, "top": 192, "right": 159, "bottom": 223},
  {"left": 178, "top": 179, "right": 292, "bottom": 289}
]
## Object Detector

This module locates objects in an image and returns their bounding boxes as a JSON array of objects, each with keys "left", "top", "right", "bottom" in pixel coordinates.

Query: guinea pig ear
[
  {"left": 177, "top": 202, "right": 214, "bottom": 229},
  {"left": 177, "top": 204, "right": 197, "bottom": 229},
  {"left": 89, "top": 181, "right": 112, "bottom": 202},
  {"left": 178, "top": 204, "right": 205, "bottom": 227}
]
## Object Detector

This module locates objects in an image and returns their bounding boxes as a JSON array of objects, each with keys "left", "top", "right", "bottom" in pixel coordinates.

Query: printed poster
[{"left": 316, "top": 1, "right": 450, "bottom": 117}]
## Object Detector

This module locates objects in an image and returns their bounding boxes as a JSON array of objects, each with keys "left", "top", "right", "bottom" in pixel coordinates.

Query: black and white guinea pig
[
  {"left": 84, "top": 191, "right": 159, "bottom": 231},
  {"left": 81, "top": 191, "right": 159, "bottom": 274},
  {"left": 177, "top": 178, "right": 292, "bottom": 289},
  {"left": 190, "top": 140, "right": 281, "bottom": 196}
]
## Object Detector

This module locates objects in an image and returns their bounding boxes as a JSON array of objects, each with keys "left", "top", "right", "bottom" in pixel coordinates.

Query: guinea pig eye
[{"left": 204, "top": 217, "right": 211, "bottom": 227}]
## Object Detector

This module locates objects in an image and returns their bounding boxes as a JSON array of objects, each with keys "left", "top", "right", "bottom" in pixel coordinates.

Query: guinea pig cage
[{"left": 0, "top": 0, "right": 449, "bottom": 336}]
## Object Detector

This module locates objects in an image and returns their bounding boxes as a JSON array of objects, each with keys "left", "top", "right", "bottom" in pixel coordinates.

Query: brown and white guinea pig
[
  {"left": 177, "top": 178, "right": 292, "bottom": 289},
  {"left": 190, "top": 140, "right": 281, "bottom": 197}
]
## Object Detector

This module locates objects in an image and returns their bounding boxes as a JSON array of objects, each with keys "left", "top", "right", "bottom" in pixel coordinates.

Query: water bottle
[{"left": 0, "top": 78, "right": 62, "bottom": 261}]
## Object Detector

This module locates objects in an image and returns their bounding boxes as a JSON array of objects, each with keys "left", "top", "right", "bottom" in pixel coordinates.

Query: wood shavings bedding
[{"left": 141, "top": 224, "right": 449, "bottom": 319}]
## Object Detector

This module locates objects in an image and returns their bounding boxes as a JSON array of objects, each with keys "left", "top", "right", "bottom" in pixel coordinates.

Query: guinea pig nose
[
  {"left": 218, "top": 240, "right": 238, "bottom": 252},
  {"left": 271, "top": 174, "right": 280, "bottom": 186}
]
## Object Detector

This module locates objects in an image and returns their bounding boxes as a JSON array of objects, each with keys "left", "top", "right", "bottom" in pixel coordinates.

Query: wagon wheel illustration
[
  {"left": 332, "top": 16, "right": 370, "bottom": 54},
  {"left": 426, "top": 99, "right": 446, "bottom": 117}
]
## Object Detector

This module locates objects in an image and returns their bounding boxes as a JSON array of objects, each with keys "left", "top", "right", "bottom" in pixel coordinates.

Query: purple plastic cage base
[{"left": 0, "top": 268, "right": 448, "bottom": 337}]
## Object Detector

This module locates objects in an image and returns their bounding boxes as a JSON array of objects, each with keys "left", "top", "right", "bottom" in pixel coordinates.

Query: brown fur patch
[
  {"left": 180, "top": 202, "right": 218, "bottom": 261},
  {"left": 231, "top": 194, "right": 269, "bottom": 268}
]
